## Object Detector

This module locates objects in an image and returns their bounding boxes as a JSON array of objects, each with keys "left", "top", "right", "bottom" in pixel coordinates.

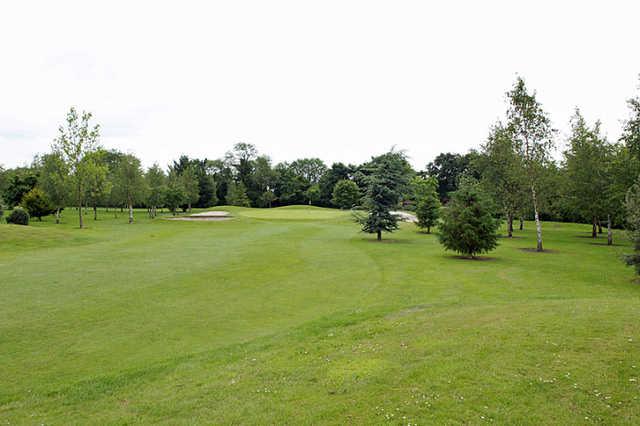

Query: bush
[
  {"left": 437, "top": 182, "right": 500, "bottom": 258},
  {"left": 21, "top": 187, "right": 55, "bottom": 221},
  {"left": 6, "top": 206, "right": 30, "bottom": 225}
]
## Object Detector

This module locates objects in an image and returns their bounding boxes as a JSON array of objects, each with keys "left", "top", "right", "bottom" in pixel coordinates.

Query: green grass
[{"left": 1, "top": 206, "right": 639, "bottom": 424}]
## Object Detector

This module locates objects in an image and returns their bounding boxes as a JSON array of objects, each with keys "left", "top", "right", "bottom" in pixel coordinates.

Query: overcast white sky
[{"left": 1, "top": 1, "right": 639, "bottom": 170}]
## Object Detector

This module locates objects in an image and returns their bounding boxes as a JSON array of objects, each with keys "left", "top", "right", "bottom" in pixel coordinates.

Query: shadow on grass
[
  {"left": 518, "top": 248, "right": 560, "bottom": 254},
  {"left": 361, "top": 238, "right": 414, "bottom": 244},
  {"left": 588, "top": 242, "right": 623, "bottom": 247},
  {"left": 443, "top": 254, "right": 497, "bottom": 261}
]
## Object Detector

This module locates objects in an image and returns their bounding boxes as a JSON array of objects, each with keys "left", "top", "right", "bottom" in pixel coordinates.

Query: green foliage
[
  {"left": 331, "top": 180, "right": 360, "bottom": 209},
  {"left": 180, "top": 165, "right": 200, "bottom": 210},
  {"left": 318, "top": 162, "right": 352, "bottom": 206},
  {"left": 414, "top": 179, "right": 441, "bottom": 233},
  {"left": 226, "top": 181, "right": 251, "bottom": 207},
  {"left": 305, "top": 184, "right": 321, "bottom": 206},
  {"left": 438, "top": 182, "right": 500, "bottom": 258},
  {"left": 164, "top": 175, "right": 186, "bottom": 215},
  {"left": 477, "top": 124, "right": 527, "bottom": 235},
  {"left": 426, "top": 152, "right": 476, "bottom": 202},
  {"left": 39, "top": 152, "right": 70, "bottom": 213},
  {"left": 3, "top": 167, "right": 39, "bottom": 207},
  {"left": 562, "top": 109, "right": 609, "bottom": 231},
  {"left": 357, "top": 151, "right": 410, "bottom": 240},
  {"left": 53, "top": 107, "right": 100, "bottom": 228},
  {"left": 145, "top": 164, "right": 166, "bottom": 215},
  {"left": 621, "top": 79, "right": 640, "bottom": 159},
  {"left": 625, "top": 176, "right": 640, "bottom": 274},
  {"left": 21, "top": 187, "right": 55, "bottom": 221},
  {"left": 6, "top": 206, "right": 30, "bottom": 225}
]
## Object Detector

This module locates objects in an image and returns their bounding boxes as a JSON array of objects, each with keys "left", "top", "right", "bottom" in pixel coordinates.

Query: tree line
[{"left": 1, "top": 77, "right": 640, "bottom": 269}]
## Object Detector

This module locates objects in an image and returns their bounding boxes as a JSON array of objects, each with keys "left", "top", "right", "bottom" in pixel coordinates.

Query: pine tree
[
  {"left": 438, "top": 182, "right": 500, "bottom": 258},
  {"left": 357, "top": 151, "right": 410, "bottom": 241},
  {"left": 415, "top": 191, "right": 440, "bottom": 233}
]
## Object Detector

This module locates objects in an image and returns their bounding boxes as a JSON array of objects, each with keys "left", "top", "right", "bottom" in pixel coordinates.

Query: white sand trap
[
  {"left": 166, "top": 211, "right": 232, "bottom": 221},
  {"left": 391, "top": 211, "right": 417, "bottom": 222}
]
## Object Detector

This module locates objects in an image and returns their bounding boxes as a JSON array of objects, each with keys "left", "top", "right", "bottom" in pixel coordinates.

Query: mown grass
[{"left": 1, "top": 205, "right": 639, "bottom": 424}]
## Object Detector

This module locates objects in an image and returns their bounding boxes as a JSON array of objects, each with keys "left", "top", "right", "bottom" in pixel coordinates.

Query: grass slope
[{"left": 1, "top": 206, "right": 639, "bottom": 424}]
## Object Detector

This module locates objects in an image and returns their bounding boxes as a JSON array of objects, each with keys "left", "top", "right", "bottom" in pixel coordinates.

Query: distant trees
[
  {"left": 115, "top": 154, "right": 146, "bottom": 223},
  {"left": 332, "top": 179, "right": 360, "bottom": 209},
  {"left": 53, "top": 107, "right": 100, "bottom": 229},
  {"left": 621, "top": 79, "right": 640, "bottom": 159},
  {"left": 438, "top": 181, "right": 500, "bottom": 258},
  {"left": 562, "top": 109, "right": 609, "bottom": 239},
  {"left": 84, "top": 150, "right": 111, "bottom": 221},
  {"left": 426, "top": 152, "right": 475, "bottom": 202},
  {"left": 226, "top": 181, "right": 251, "bottom": 207},
  {"left": 477, "top": 124, "right": 527, "bottom": 237},
  {"left": 145, "top": 164, "right": 166, "bottom": 218},
  {"left": 506, "top": 77, "right": 555, "bottom": 251},
  {"left": 357, "top": 151, "right": 411, "bottom": 241}
]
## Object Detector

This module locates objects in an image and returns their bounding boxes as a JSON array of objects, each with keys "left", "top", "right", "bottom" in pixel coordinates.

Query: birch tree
[
  {"left": 116, "top": 154, "right": 146, "bottom": 223},
  {"left": 52, "top": 107, "right": 100, "bottom": 229},
  {"left": 506, "top": 78, "right": 555, "bottom": 251}
]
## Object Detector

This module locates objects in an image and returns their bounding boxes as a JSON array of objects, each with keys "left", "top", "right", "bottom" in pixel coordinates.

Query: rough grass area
[{"left": 1, "top": 206, "right": 639, "bottom": 424}]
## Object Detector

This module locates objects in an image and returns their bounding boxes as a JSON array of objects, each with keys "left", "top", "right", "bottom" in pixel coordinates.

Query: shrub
[
  {"left": 625, "top": 177, "right": 640, "bottom": 274},
  {"left": 6, "top": 206, "right": 30, "bottom": 225},
  {"left": 21, "top": 187, "right": 55, "bottom": 221}
]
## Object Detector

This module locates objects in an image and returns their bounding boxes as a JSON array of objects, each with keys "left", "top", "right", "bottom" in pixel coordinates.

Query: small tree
[
  {"left": 438, "top": 182, "right": 500, "bottom": 258},
  {"left": 332, "top": 179, "right": 360, "bottom": 209},
  {"left": 21, "top": 188, "right": 55, "bottom": 221},
  {"left": 53, "top": 107, "right": 100, "bottom": 229},
  {"left": 165, "top": 174, "right": 186, "bottom": 215},
  {"left": 227, "top": 181, "right": 251, "bottom": 207},
  {"left": 39, "top": 152, "right": 69, "bottom": 224},
  {"left": 625, "top": 176, "right": 640, "bottom": 274},
  {"left": 415, "top": 189, "right": 441, "bottom": 233},
  {"left": 181, "top": 165, "right": 200, "bottom": 212}
]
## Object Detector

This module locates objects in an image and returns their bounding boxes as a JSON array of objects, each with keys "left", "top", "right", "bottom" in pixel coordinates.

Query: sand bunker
[{"left": 166, "top": 211, "right": 232, "bottom": 221}]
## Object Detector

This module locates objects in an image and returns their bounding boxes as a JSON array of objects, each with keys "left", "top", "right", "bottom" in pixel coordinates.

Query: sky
[{"left": 1, "top": 1, "right": 639, "bottom": 170}]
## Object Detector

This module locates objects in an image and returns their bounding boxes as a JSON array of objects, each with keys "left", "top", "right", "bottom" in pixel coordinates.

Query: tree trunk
[
  {"left": 94, "top": 205, "right": 98, "bottom": 221},
  {"left": 607, "top": 214, "right": 613, "bottom": 246},
  {"left": 55, "top": 208, "right": 60, "bottom": 224},
  {"left": 507, "top": 213, "right": 513, "bottom": 238},
  {"left": 377, "top": 230, "right": 382, "bottom": 241},
  {"left": 188, "top": 202, "right": 192, "bottom": 212},
  {"left": 592, "top": 216, "right": 597, "bottom": 238},
  {"left": 531, "top": 186, "right": 542, "bottom": 251},
  {"left": 77, "top": 183, "right": 84, "bottom": 229},
  {"left": 597, "top": 218, "right": 603, "bottom": 234},
  {"left": 519, "top": 217, "right": 524, "bottom": 230},
  {"left": 427, "top": 226, "right": 431, "bottom": 234},
  {"left": 128, "top": 201, "right": 134, "bottom": 224}
]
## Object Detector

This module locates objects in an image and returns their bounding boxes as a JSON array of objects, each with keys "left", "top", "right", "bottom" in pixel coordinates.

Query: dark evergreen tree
[
  {"left": 357, "top": 151, "right": 410, "bottom": 241},
  {"left": 438, "top": 182, "right": 500, "bottom": 258}
]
